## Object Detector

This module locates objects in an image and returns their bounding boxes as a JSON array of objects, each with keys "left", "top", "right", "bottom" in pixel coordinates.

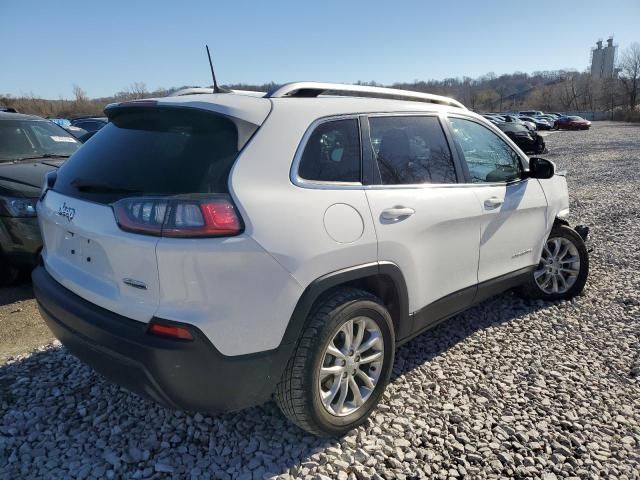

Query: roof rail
[
  {"left": 265, "top": 82, "right": 466, "bottom": 109},
  {"left": 169, "top": 87, "right": 266, "bottom": 98}
]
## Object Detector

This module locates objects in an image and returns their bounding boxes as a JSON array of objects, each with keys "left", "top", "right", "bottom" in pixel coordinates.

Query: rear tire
[
  {"left": 517, "top": 225, "right": 589, "bottom": 301},
  {"left": 275, "top": 287, "right": 395, "bottom": 437}
]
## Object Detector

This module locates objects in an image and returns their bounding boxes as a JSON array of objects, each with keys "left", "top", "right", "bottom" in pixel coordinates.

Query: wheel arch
[
  {"left": 280, "top": 262, "right": 410, "bottom": 347},
  {"left": 554, "top": 217, "right": 570, "bottom": 228}
]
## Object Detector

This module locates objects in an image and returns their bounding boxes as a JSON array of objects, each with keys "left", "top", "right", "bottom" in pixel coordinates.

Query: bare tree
[
  {"left": 128, "top": 82, "right": 149, "bottom": 99},
  {"left": 72, "top": 84, "right": 88, "bottom": 103},
  {"left": 619, "top": 43, "right": 640, "bottom": 109}
]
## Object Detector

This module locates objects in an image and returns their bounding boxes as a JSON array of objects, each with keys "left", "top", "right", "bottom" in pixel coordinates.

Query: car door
[
  {"left": 445, "top": 115, "right": 548, "bottom": 285},
  {"left": 363, "top": 114, "right": 483, "bottom": 336}
]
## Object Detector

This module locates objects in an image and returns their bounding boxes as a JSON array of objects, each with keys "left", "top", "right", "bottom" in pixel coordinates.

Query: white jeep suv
[{"left": 32, "top": 83, "right": 589, "bottom": 437}]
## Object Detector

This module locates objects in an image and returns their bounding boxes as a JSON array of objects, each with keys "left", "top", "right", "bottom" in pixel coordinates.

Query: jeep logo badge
[{"left": 57, "top": 202, "right": 76, "bottom": 222}]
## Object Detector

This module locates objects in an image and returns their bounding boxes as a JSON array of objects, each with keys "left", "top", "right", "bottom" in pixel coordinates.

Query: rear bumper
[{"left": 32, "top": 265, "right": 292, "bottom": 413}]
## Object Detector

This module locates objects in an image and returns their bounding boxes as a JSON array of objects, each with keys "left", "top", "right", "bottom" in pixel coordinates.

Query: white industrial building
[{"left": 591, "top": 37, "right": 617, "bottom": 78}]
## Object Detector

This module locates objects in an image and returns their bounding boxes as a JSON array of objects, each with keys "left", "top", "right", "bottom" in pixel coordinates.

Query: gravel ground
[
  {"left": 0, "top": 282, "right": 52, "bottom": 365},
  {"left": 1, "top": 121, "right": 639, "bottom": 479}
]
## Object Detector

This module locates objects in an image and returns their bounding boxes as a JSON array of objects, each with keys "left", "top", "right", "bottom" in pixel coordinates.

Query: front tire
[
  {"left": 518, "top": 225, "right": 589, "bottom": 301},
  {"left": 275, "top": 287, "right": 395, "bottom": 437}
]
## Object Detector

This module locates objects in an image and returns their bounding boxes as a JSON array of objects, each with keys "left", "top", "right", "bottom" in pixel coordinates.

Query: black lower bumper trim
[
  {"left": 32, "top": 265, "right": 293, "bottom": 413},
  {"left": 574, "top": 225, "right": 589, "bottom": 241}
]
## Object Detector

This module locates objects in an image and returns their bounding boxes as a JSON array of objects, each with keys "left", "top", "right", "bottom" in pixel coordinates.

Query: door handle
[
  {"left": 381, "top": 207, "right": 415, "bottom": 220},
  {"left": 484, "top": 197, "right": 504, "bottom": 209}
]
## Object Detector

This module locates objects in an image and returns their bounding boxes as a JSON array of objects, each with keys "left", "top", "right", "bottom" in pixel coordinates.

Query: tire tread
[{"left": 275, "top": 287, "right": 382, "bottom": 437}]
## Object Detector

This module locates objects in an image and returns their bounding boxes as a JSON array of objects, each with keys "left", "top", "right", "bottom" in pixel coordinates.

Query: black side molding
[{"left": 399, "top": 265, "right": 536, "bottom": 346}]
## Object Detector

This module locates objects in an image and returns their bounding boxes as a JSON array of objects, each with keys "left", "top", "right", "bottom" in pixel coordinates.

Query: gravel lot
[{"left": 1, "top": 122, "right": 639, "bottom": 479}]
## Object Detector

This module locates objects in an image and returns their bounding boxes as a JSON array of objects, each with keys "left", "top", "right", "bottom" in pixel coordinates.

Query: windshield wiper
[
  {"left": 14, "top": 154, "right": 71, "bottom": 162},
  {"left": 70, "top": 179, "right": 142, "bottom": 194}
]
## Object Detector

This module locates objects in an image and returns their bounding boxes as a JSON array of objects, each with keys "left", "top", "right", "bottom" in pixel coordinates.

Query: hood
[{"left": 0, "top": 159, "right": 64, "bottom": 197}]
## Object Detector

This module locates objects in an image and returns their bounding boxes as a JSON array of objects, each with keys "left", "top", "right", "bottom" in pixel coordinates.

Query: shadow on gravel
[
  {"left": 0, "top": 281, "right": 34, "bottom": 307},
  {"left": 391, "top": 291, "right": 550, "bottom": 381},
  {"left": 0, "top": 291, "right": 554, "bottom": 479}
]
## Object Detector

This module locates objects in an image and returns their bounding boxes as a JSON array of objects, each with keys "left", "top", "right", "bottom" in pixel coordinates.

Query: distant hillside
[{"left": 0, "top": 69, "right": 632, "bottom": 118}]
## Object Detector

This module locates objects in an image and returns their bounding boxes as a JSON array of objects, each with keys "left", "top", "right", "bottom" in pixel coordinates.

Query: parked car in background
[
  {"left": 501, "top": 115, "right": 535, "bottom": 131},
  {"left": 48, "top": 118, "right": 71, "bottom": 128},
  {"left": 519, "top": 110, "right": 543, "bottom": 117},
  {"left": 70, "top": 116, "right": 108, "bottom": 133},
  {"left": 554, "top": 116, "right": 591, "bottom": 130},
  {"left": 33, "top": 83, "right": 589, "bottom": 436},
  {"left": 481, "top": 114, "right": 504, "bottom": 125},
  {"left": 62, "top": 125, "right": 88, "bottom": 140},
  {"left": 496, "top": 122, "right": 547, "bottom": 154},
  {"left": 535, "top": 115, "right": 557, "bottom": 124},
  {"left": 521, "top": 115, "right": 552, "bottom": 130},
  {"left": 0, "top": 111, "right": 81, "bottom": 284}
]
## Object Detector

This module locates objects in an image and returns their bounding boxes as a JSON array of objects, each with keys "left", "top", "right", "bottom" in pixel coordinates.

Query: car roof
[
  {"left": 0, "top": 111, "right": 47, "bottom": 121},
  {"left": 107, "top": 82, "right": 468, "bottom": 126},
  {"left": 152, "top": 93, "right": 467, "bottom": 125}
]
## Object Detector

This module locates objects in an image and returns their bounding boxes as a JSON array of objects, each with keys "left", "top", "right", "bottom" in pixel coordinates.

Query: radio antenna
[{"left": 206, "top": 45, "right": 221, "bottom": 93}]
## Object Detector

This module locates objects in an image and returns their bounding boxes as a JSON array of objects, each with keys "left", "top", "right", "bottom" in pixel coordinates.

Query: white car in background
[{"left": 32, "top": 82, "right": 590, "bottom": 436}]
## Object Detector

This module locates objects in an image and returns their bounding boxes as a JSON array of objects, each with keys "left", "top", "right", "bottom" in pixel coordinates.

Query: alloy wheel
[
  {"left": 318, "top": 316, "right": 384, "bottom": 417},
  {"left": 534, "top": 236, "right": 581, "bottom": 294}
]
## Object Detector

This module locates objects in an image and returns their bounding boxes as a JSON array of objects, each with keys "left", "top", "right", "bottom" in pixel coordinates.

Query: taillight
[
  {"left": 112, "top": 196, "right": 242, "bottom": 238},
  {"left": 148, "top": 322, "right": 193, "bottom": 341}
]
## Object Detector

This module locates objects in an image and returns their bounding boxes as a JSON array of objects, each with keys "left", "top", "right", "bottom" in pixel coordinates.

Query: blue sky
[{"left": 2, "top": 0, "right": 639, "bottom": 99}]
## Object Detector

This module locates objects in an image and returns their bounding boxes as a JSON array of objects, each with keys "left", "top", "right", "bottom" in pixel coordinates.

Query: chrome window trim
[{"left": 291, "top": 111, "right": 519, "bottom": 191}]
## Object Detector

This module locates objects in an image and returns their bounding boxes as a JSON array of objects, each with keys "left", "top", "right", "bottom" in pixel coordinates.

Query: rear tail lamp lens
[
  {"left": 148, "top": 322, "right": 193, "bottom": 341},
  {"left": 112, "top": 196, "right": 241, "bottom": 237}
]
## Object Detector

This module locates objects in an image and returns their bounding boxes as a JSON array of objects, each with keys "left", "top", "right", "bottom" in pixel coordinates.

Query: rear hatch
[{"left": 39, "top": 100, "right": 268, "bottom": 321}]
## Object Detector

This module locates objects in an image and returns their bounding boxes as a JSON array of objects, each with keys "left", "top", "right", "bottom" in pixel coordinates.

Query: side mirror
[{"left": 527, "top": 157, "right": 555, "bottom": 179}]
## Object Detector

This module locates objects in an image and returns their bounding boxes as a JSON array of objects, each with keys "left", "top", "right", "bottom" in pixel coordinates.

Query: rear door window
[
  {"left": 368, "top": 116, "right": 457, "bottom": 185},
  {"left": 54, "top": 108, "right": 254, "bottom": 203},
  {"left": 297, "top": 118, "right": 361, "bottom": 183}
]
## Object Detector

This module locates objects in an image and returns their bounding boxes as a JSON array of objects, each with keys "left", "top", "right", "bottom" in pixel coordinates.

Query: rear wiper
[
  {"left": 71, "top": 179, "right": 142, "bottom": 194},
  {"left": 15, "top": 154, "right": 71, "bottom": 162}
]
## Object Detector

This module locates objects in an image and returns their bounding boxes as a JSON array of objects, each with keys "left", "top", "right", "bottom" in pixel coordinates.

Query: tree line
[{"left": 2, "top": 44, "right": 638, "bottom": 121}]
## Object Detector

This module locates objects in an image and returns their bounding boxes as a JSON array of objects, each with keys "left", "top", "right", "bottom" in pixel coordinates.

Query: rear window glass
[
  {"left": 298, "top": 119, "right": 361, "bottom": 183},
  {"left": 54, "top": 108, "right": 250, "bottom": 203}
]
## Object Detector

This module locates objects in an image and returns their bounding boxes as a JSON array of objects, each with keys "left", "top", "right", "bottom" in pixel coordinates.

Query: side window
[
  {"left": 369, "top": 116, "right": 456, "bottom": 185},
  {"left": 298, "top": 119, "right": 361, "bottom": 183},
  {"left": 447, "top": 117, "right": 522, "bottom": 183}
]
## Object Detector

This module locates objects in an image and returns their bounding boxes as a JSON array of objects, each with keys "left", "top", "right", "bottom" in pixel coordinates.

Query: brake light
[
  {"left": 148, "top": 322, "right": 193, "bottom": 341},
  {"left": 112, "top": 196, "right": 242, "bottom": 238}
]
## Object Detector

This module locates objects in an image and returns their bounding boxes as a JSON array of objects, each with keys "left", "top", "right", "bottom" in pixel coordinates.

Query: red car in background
[{"left": 554, "top": 116, "right": 591, "bottom": 130}]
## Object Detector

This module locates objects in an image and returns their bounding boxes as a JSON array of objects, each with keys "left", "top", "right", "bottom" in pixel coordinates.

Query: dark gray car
[{"left": 0, "top": 112, "right": 81, "bottom": 284}]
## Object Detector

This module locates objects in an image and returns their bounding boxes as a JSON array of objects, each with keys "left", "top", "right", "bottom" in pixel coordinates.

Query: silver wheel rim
[
  {"left": 318, "top": 316, "right": 384, "bottom": 417},
  {"left": 535, "top": 236, "right": 581, "bottom": 294}
]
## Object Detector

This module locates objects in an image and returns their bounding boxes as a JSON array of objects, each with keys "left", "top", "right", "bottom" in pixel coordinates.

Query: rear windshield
[{"left": 54, "top": 108, "right": 254, "bottom": 203}]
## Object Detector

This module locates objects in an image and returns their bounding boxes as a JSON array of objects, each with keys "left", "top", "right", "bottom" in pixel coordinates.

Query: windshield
[{"left": 0, "top": 119, "right": 80, "bottom": 161}]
